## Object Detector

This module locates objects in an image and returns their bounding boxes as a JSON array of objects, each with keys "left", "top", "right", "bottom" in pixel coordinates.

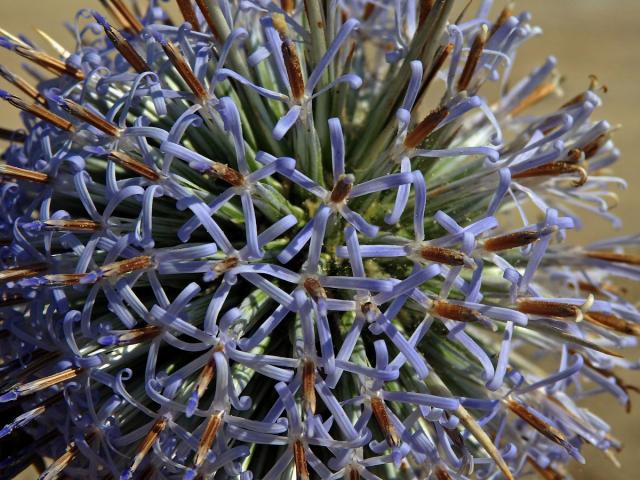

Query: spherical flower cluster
[{"left": 0, "top": 1, "right": 638, "bottom": 479}]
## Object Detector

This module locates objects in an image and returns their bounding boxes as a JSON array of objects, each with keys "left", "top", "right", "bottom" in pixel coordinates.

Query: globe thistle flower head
[{"left": 0, "top": 1, "right": 638, "bottom": 479}]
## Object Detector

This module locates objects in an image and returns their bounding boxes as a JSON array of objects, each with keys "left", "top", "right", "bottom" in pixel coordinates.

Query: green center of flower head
[{"left": 0, "top": 1, "right": 636, "bottom": 480}]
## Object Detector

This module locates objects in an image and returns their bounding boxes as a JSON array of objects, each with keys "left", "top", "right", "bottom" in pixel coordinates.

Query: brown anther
[
  {"left": 330, "top": 174, "right": 354, "bottom": 203},
  {"left": 431, "top": 300, "right": 484, "bottom": 323},
  {"left": 580, "top": 357, "right": 640, "bottom": 413},
  {"left": 41, "top": 219, "right": 102, "bottom": 232},
  {"left": 512, "top": 161, "right": 588, "bottom": 187},
  {"left": 194, "top": 354, "right": 217, "bottom": 401},
  {"left": 57, "top": 97, "right": 121, "bottom": 137},
  {"left": 302, "top": 359, "right": 316, "bottom": 414},
  {"left": 0, "top": 92, "right": 74, "bottom": 131},
  {"left": 102, "top": 0, "right": 144, "bottom": 33},
  {"left": 303, "top": 276, "right": 327, "bottom": 301},
  {"left": 418, "top": 0, "right": 436, "bottom": 29},
  {"left": 11, "top": 367, "right": 82, "bottom": 398},
  {"left": 482, "top": 230, "right": 544, "bottom": 252},
  {"left": 0, "top": 65, "right": 46, "bottom": 103},
  {"left": 371, "top": 396, "right": 400, "bottom": 447},
  {"left": 457, "top": 24, "right": 488, "bottom": 92},
  {"left": 404, "top": 105, "right": 449, "bottom": 149},
  {"left": 194, "top": 0, "right": 221, "bottom": 41},
  {"left": 176, "top": 0, "right": 201, "bottom": 31},
  {"left": 584, "top": 250, "right": 640, "bottom": 266},
  {"left": 419, "top": 245, "right": 472, "bottom": 268},
  {"left": 510, "top": 82, "right": 558, "bottom": 116},
  {"left": 293, "top": 439, "right": 309, "bottom": 480},
  {"left": 101, "top": 255, "right": 154, "bottom": 278},
  {"left": 213, "top": 256, "right": 240, "bottom": 275},
  {"left": 40, "top": 441, "right": 78, "bottom": 480},
  {"left": 194, "top": 411, "right": 223, "bottom": 467},
  {"left": 207, "top": 162, "right": 245, "bottom": 186},
  {"left": 507, "top": 400, "right": 573, "bottom": 453},
  {"left": 584, "top": 312, "right": 640, "bottom": 337},
  {"left": 128, "top": 417, "right": 169, "bottom": 476},
  {"left": 0, "top": 263, "right": 48, "bottom": 284},
  {"left": 282, "top": 0, "right": 295, "bottom": 14},
  {"left": 159, "top": 39, "right": 208, "bottom": 100},
  {"left": 516, "top": 299, "right": 581, "bottom": 319},
  {"left": 565, "top": 148, "right": 583, "bottom": 164},
  {"left": 434, "top": 465, "right": 454, "bottom": 480},
  {"left": 281, "top": 38, "right": 305, "bottom": 101},
  {"left": 106, "top": 151, "right": 160, "bottom": 181},
  {"left": 111, "top": 325, "right": 163, "bottom": 346},
  {"left": 581, "top": 134, "right": 608, "bottom": 159},
  {"left": 419, "top": 43, "right": 454, "bottom": 98},
  {"left": 0, "top": 127, "right": 26, "bottom": 143},
  {"left": 527, "top": 457, "right": 565, "bottom": 480},
  {"left": 0, "top": 163, "right": 49, "bottom": 183},
  {"left": 489, "top": 3, "right": 514, "bottom": 37},
  {"left": 98, "top": 20, "right": 150, "bottom": 73},
  {"left": 576, "top": 280, "right": 627, "bottom": 297},
  {"left": 345, "top": 465, "right": 361, "bottom": 480},
  {"left": 10, "top": 44, "right": 84, "bottom": 80}
]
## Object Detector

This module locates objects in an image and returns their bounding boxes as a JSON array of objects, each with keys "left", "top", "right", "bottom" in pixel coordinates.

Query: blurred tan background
[{"left": 1, "top": 0, "right": 639, "bottom": 478}]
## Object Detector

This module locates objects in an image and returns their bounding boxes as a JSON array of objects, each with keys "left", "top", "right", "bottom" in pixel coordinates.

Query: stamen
[
  {"left": 404, "top": 105, "right": 449, "bottom": 149},
  {"left": 517, "top": 298, "right": 590, "bottom": 322},
  {"left": 510, "top": 81, "right": 558, "bottom": 116},
  {"left": 281, "top": 0, "right": 295, "bottom": 14},
  {"left": 482, "top": 229, "right": 549, "bottom": 252},
  {"left": 0, "top": 65, "right": 46, "bottom": 103},
  {"left": 489, "top": 3, "right": 514, "bottom": 36},
  {"left": 293, "top": 439, "right": 309, "bottom": 480},
  {"left": 0, "top": 163, "right": 49, "bottom": 183},
  {"left": 2, "top": 42, "right": 84, "bottom": 80},
  {"left": 0, "top": 91, "right": 74, "bottom": 131},
  {"left": 512, "top": 161, "right": 588, "bottom": 187},
  {"left": 40, "top": 441, "right": 78, "bottom": 480},
  {"left": 176, "top": 0, "right": 201, "bottom": 31},
  {"left": 34, "top": 28, "right": 71, "bottom": 59},
  {"left": 581, "top": 133, "right": 608, "bottom": 159},
  {"left": 371, "top": 396, "right": 400, "bottom": 447},
  {"left": 99, "top": 255, "right": 154, "bottom": 279},
  {"left": 527, "top": 457, "right": 565, "bottom": 480},
  {"left": 418, "top": 0, "right": 436, "bottom": 30},
  {"left": 431, "top": 300, "right": 484, "bottom": 323},
  {"left": 101, "top": 0, "right": 144, "bottom": 33},
  {"left": 212, "top": 256, "right": 240, "bottom": 276},
  {"left": 434, "top": 466, "right": 453, "bottom": 480},
  {"left": 40, "top": 219, "right": 102, "bottom": 232},
  {"left": 329, "top": 174, "right": 355, "bottom": 204},
  {"left": 457, "top": 24, "right": 488, "bottom": 92},
  {"left": 106, "top": 151, "right": 160, "bottom": 181},
  {"left": 273, "top": 14, "right": 305, "bottom": 102},
  {"left": 125, "top": 417, "right": 168, "bottom": 477},
  {"left": 0, "top": 391, "right": 63, "bottom": 437},
  {"left": 98, "top": 325, "right": 162, "bottom": 346},
  {"left": 453, "top": 0, "right": 474, "bottom": 25},
  {"left": 584, "top": 250, "right": 640, "bottom": 266},
  {"left": 42, "top": 273, "right": 87, "bottom": 287},
  {"left": 302, "top": 359, "right": 316, "bottom": 414},
  {"left": 194, "top": 354, "right": 217, "bottom": 403},
  {"left": 584, "top": 312, "right": 640, "bottom": 336},
  {"left": 565, "top": 148, "right": 583, "bottom": 164},
  {"left": 0, "top": 127, "right": 26, "bottom": 142},
  {"left": 194, "top": 0, "right": 221, "bottom": 41},
  {"left": 418, "top": 43, "right": 454, "bottom": 100},
  {"left": 202, "top": 162, "right": 245, "bottom": 186},
  {"left": 194, "top": 411, "right": 223, "bottom": 467},
  {"left": 0, "top": 263, "right": 49, "bottom": 284},
  {"left": 580, "top": 356, "right": 640, "bottom": 413},
  {"left": 303, "top": 276, "right": 327, "bottom": 301},
  {"left": 156, "top": 36, "right": 208, "bottom": 100},
  {"left": 345, "top": 465, "right": 360, "bottom": 480},
  {"left": 507, "top": 400, "right": 575, "bottom": 453},
  {"left": 54, "top": 96, "right": 121, "bottom": 137},
  {"left": 362, "top": 3, "right": 375, "bottom": 21},
  {"left": 418, "top": 244, "right": 475, "bottom": 268},
  {"left": 94, "top": 14, "right": 150, "bottom": 73},
  {"left": 1, "top": 367, "right": 82, "bottom": 402}
]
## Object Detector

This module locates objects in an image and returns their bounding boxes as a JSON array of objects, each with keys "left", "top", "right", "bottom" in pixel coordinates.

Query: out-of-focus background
[{"left": 1, "top": 0, "right": 639, "bottom": 478}]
